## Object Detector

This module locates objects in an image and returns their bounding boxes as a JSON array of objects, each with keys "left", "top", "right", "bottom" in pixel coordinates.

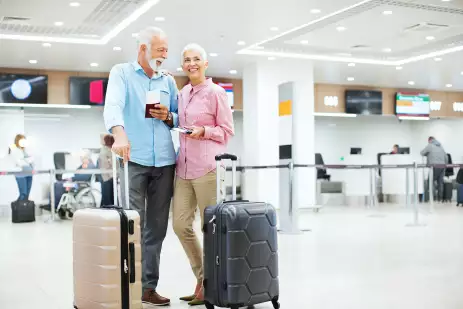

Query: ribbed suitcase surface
[
  {"left": 203, "top": 201, "right": 279, "bottom": 309},
  {"left": 73, "top": 208, "right": 142, "bottom": 309}
]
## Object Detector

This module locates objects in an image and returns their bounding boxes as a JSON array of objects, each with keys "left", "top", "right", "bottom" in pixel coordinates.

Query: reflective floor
[{"left": 1, "top": 204, "right": 463, "bottom": 309}]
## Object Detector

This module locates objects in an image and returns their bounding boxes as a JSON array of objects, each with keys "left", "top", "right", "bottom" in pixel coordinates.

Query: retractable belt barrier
[{"left": 1, "top": 163, "right": 461, "bottom": 227}]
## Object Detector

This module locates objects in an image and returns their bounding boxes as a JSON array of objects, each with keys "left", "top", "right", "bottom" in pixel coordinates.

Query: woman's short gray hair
[
  {"left": 181, "top": 43, "right": 207, "bottom": 63},
  {"left": 137, "top": 26, "right": 166, "bottom": 49}
]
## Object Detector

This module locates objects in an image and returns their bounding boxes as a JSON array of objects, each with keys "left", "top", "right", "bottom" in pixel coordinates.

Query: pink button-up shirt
[{"left": 176, "top": 78, "right": 234, "bottom": 180}]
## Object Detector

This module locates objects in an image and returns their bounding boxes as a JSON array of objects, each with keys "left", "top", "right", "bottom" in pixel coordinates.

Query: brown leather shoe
[
  {"left": 142, "top": 289, "right": 170, "bottom": 307},
  {"left": 179, "top": 281, "right": 202, "bottom": 302}
]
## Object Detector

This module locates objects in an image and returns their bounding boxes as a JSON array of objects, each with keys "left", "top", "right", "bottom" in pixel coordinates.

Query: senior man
[{"left": 104, "top": 26, "right": 178, "bottom": 307}]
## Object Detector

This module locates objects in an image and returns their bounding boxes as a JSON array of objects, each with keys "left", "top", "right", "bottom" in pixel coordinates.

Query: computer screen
[
  {"left": 350, "top": 147, "right": 362, "bottom": 155},
  {"left": 69, "top": 76, "right": 108, "bottom": 106}
]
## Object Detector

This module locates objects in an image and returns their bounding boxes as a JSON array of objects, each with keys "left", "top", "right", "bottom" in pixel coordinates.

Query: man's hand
[
  {"left": 112, "top": 127, "right": 130, "bottom": 162},
  {"left": 186, "top": 126, "right": 205, "bottom": 140},
  {"left": 149, "top": 104, "right": 169, "bottom": 121}
]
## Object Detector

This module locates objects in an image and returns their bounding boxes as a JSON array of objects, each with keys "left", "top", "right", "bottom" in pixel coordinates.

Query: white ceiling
[{"left": 0, "top": 0, "right": 462, "bottom": 91}]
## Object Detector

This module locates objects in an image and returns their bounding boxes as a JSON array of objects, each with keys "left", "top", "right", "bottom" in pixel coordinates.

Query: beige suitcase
[{"left": 73, "top": 154, "right": 142, "bottom": 309}]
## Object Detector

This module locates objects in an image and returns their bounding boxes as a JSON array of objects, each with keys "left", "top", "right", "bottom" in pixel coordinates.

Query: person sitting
[{"left": 390, "top": 144, "right": 399, "bottom": 154}]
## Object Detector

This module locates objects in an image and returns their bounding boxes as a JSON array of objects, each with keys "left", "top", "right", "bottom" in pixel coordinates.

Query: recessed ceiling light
[
  {"left": 446, "top": 84, "right": 453, "bottom": 88},
  {"left": 29, "top": 60, "right": 37, "bottom": 64},
  {"left": 441, "top": 0, "right": 452, "bottom": 2},
  {"left": 383, "top": 10, "right": 393, "bottom": 15},
  {"left": 270, "top": 26, "right": 279, "bottom": 31},
  {"left": 426, "top": 36, "right": 435, "bottom": 41},
  {"left": 268, "top": 56, "right": 276, "bottom": 61},
  {"left": 90, "top": 63, "right": 99, "bottom": 67},
  {"left": 237, "top": 41, "right": 246, "bottom": 46},
  {"left": 347, "top": 77, "right": 355, "bottom": 81},
  {"left": 69, "top": 2, "right": 80, "bottom": 7},
  {"left": 54, "top": 21, "right": 64, "bottom": 26},
  {"left": 132, "top": 33, "right": 139, "bottom": 38},
  {"left": 229, "top": 70, "right": 237, "bottom": 75},
  {"left": 434, "top": 57, "right": 442, "bottom": 61},
  {"left": 155, "top": 16, "right": 165, "bottom": 22},
  {"left": 348, "top": 63, "right": 355, "bottom": 67},
  {"left": 209, "top": 53, "right": 218, "bottom": 57},
  {"left": 396, "top": 66, "right": 403, "bottom": 70},
  {"left": 382, "top": 48, "right": 392, "bottom": 52},
  {"left": 300, "top": 40, "right": 309, "bottom": 45},
  {"left": 42, "top": 42, "right": 51, "bottom": 47},
  {"left": 176, "top": 67, "right": 183, "bottom": 72},
  {"left": 408, "top": 81, "right": 415, "bottom": 85},
  {"left": 310, "top": 9, "right": 321, "bottom": 14},
  {"left": 336, "top": 26, "right": 347, "bottom": 32},
  {"left": 113, "top": 46, "right": 122, "bottom": 51}
]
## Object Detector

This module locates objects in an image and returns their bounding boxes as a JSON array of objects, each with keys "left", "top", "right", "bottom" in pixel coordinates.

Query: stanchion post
[
  {"left": 368, "top": 167, "right": 374, "bottom": 208},
  {"left": 49, "top": 169, "right": 56, "bottom": 221},
  {"left": 413, "top": 161, "right": 419, "bottom": 225},
  {"left": 405, "top": 167, "right": 409, "bottom": 208},
  {"left": 429, "top": 166, "right": 434, "bottom": 211},
  {"left": 288, "top": 161, "right": 294, "bottom": 217}
]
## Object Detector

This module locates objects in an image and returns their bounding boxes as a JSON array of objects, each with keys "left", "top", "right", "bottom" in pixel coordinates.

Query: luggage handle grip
[
  {"left": 216, "top": 153, "right": 238, "bottom": 203},
  {"left": 215, "top": 153, "right": 238, "bottom": 161}
]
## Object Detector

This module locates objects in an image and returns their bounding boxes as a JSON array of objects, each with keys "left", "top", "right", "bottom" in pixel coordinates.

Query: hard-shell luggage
[
  {"left": 457, "top": 184, "right": 463, "bottom": 206},
  {"left": 203, "top": 153, "right": 280, "bottom": 309},
  {"left": 11, "top": 199, "right": 35, "bottom": 223},
  {"left": 73, "top": 153, "right": 142, "bottom": 309}
]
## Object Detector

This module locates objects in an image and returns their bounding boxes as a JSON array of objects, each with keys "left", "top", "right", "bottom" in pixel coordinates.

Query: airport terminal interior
[{"left": 1, "top": 0, "right": 463, "bottom": 308}]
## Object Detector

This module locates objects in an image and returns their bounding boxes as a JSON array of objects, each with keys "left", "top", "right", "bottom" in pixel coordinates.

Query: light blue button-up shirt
[{"left": 104, "top": 61, "right": 179, "bottom": 167}]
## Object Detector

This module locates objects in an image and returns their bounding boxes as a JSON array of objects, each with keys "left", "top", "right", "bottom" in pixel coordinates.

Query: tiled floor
[{"left": 1, "top": 203, "right": 463, "bottom": 309}]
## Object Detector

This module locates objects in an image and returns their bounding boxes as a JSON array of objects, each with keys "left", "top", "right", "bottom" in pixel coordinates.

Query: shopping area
[{"left": 1, "top": 1, "right": 463, "bottom": 309}]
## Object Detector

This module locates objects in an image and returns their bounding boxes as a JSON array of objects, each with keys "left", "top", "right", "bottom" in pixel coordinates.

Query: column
[{"left": 242, "top": 59, "right": 316, "bottom": 225}]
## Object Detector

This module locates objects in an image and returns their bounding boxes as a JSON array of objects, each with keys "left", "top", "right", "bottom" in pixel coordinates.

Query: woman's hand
[{"left": 186, "top": 126, "right": 205, "bottom": 140}]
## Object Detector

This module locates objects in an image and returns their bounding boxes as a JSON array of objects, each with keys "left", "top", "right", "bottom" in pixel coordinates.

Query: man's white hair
[
  {"left": 137, "top": 26, "right": 166, "bottom": 49},
  {"left": 181, "top": 43, "right": 207, "bottom": 63}
]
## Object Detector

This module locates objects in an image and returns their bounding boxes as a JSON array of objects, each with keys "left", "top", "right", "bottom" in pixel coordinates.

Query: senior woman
[{"left": 173, "top": 43, "right": 234, "bottom": 306}]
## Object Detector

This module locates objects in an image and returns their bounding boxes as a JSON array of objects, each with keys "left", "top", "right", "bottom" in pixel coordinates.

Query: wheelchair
[{"left": 56, "top": 175, "right": 100, "bottom": 219}]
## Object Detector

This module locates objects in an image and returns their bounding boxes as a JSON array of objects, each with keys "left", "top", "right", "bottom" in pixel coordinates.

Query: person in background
[
  {"left": 71, "top": 151, "right": 96, "bottom": 182},
  {"left": 173, "top": 43, "right": 234, "bottom": 306},
  {"left": 420, "top": 136, "right": 448, "bottom": 202},
  {"left": 390, "top": 144, "right": 399, "bottom": 154},
  {"left": 104, "top": 26, "right": 178, "bottom": 306},
  {"left": 99, "top": 134, "right": 115, "bottom": 206},
  {"left": 9, "top": 134, "right": 34, "bottom": 201}
]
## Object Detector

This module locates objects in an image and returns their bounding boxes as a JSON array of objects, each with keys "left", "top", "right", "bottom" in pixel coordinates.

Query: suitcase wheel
[
  {"left": 204, "top": 301, "right": 214, "bottom": 309},
  {"left": 272, "top": 296, "right": 280, "bottom": 309}
]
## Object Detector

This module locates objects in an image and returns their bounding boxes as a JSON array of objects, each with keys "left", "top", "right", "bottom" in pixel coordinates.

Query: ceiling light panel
[
  {"left": 0, "top": 0, "right": 161, "bottom": 44},
  {"left": 237, "top": 0, "right": 463, "bottom": 68}
]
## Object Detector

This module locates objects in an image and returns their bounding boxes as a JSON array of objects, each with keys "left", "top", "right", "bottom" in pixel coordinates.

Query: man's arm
[
  {"left": 103, "top": 65, "right": 130, "bottom": 162},
  {"left": 420, "top": 144, "right": 431, "bottom": 156}
]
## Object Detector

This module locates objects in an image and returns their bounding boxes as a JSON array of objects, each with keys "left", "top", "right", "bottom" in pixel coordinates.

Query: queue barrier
[{"left": 1, "top": 163, "right": 462, "bottom": 228}]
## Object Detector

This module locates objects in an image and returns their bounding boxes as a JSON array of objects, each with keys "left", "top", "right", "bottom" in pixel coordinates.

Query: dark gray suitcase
[{"left": 203, "top": 154, "right": 280, "bottom": 309}]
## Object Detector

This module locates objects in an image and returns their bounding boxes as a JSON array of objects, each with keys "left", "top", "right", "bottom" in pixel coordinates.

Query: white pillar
[{"left": 242, "top": 59, "right": 315, "bottom": 216}]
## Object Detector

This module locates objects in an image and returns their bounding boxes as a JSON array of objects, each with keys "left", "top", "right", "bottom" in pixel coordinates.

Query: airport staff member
[{"left": 103, "top": 26, "right": 178, "bottom": 307}]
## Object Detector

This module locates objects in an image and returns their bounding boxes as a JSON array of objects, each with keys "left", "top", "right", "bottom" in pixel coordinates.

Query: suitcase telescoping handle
[
  {"left": 215, "top": 153, "right": 238, "bottom": 204},
  {"left": 111, "top": 151, "right": 130, "bottom": 210}
]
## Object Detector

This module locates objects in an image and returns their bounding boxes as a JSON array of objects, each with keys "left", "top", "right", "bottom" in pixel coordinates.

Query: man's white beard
[{"left": 146, "top": 51, "right": 163, "bottom": 71}]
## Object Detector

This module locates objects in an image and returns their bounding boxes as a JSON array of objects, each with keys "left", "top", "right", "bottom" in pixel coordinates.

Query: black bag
[
  {"left": 11, "top": 199, "right": 35, "bottom": 223},
  {"left": 203, "top": 154, "right": 280, "bottom": 309},
  {"left": 456, "top": 169, "right": 463, "bottom": 185},
  {"left": 443, "top": 182, "right": 453, "bottom": 202}
]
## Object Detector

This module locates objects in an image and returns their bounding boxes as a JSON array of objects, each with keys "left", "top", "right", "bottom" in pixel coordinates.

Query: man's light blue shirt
[{"left": 103, "top": 61, "right": 179, "bottom": 167}]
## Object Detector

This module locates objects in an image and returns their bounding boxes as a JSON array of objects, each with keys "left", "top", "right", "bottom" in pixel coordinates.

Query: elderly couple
[{"left": 103, "top": 26, "right": 234, "bottom": 307}]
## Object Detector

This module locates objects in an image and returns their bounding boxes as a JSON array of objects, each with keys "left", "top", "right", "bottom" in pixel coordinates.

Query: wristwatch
[{"left": 165, "top": 112, "right": 172, "bottom": 122}]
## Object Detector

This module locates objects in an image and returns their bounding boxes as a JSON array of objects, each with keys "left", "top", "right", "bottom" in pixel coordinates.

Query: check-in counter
[
  {"left": 381, "top": 154, "right": 425, "bottom": 204},
  {"left": 329, "top": 155, "right": 375, "bottom": 206}
]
